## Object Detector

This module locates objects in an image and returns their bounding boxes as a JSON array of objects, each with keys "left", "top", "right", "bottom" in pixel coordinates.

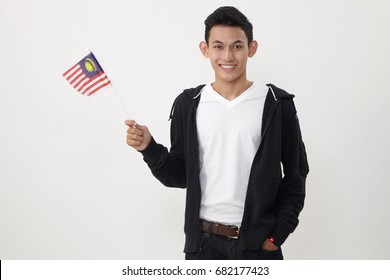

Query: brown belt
[{"left": 201, "top": 220, "right": 240, "bottom": 239}]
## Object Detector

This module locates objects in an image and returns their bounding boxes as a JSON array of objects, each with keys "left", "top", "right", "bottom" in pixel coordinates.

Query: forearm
[
  {"left": 270, "top": 174, "right": 306, "bottom": 246},
  {"left": 140, "top": 137, "right": 186, "bottom": 188}
]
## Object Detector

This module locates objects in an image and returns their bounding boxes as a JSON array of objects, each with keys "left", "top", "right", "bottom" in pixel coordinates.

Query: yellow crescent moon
[{"left": 84, "top": 58, "right": 97, "bottom": 72}]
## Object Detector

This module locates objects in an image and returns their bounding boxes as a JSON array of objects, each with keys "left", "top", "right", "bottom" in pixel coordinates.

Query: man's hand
[
  {"left": 125, "top": 119, "right": 152, "bottom": 151},
  {"left": 262, "top": 238, "right": 279, "bottom": 251}
]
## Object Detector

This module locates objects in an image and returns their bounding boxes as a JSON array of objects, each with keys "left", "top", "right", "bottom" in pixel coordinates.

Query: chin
[{"left": 217, "top": 74, "right": 243, "bottom": 83}]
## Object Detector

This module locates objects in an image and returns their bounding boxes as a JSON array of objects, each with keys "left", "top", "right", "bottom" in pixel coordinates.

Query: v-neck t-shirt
[{"left": 196, "top": 81, "right": 269, "bottom": 226}]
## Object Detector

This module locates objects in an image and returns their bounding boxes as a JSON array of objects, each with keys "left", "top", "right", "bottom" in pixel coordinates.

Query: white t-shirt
[{"left": 196, "top": 81, "right": 269, "bottom": 226}]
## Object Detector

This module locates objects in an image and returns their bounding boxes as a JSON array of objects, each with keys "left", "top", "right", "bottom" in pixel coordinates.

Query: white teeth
[{"left": 220, "top": 65, "right": 235, "bottom": 69}]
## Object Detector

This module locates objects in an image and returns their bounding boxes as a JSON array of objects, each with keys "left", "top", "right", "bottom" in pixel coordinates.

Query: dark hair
[{"left": 204, "top": 6, "right": 253, "bottom": 45}]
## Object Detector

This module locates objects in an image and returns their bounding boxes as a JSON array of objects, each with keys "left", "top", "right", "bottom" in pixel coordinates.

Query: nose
[{"left": 222, "top": 48, "right": 234, "bottom": 61}]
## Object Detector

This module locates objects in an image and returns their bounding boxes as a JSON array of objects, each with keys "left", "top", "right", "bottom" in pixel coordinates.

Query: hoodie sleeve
[
  {"left": 139, "top": 94, "right": 187, "bottom": 188},
  {"left": 270, "top": 99, "right": 309, "bottom": 247}
]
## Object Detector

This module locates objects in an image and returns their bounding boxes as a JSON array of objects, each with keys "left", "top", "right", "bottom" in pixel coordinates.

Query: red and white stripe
[{"left": 63, "top": 64, "right": 111, "bottom": 96}]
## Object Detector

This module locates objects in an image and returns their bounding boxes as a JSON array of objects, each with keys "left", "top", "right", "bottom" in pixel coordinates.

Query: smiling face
[{"left": 200, "top": 25, "right": 258, "bottom": 86}]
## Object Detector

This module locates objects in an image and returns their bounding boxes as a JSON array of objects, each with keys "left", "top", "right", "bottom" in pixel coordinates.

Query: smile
[{"left": 219, "top": 64, "right": 236, "bottom": 69}]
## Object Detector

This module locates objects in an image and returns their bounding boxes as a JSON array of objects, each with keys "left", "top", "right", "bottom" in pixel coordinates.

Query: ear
[
  {"left": 199, "top": 41, "right": 210, "bottom": 58},
  {"left": 248, "top": 40, "right": 258, "bottom": 58}
]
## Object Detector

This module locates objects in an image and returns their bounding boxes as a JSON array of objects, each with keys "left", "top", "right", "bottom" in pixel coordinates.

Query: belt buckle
[{"left": 227, "top": 225, "right": 240, "bottom": 239}]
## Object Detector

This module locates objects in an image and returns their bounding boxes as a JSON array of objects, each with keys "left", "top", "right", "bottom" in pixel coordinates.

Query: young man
[{"left": 125, "top": 6, "right": 309, "bottom": 260}]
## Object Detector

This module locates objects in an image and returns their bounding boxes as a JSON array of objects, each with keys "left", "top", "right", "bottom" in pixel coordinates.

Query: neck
[{"left": 212, "top": 77, "right": 253, "bottom": 101}]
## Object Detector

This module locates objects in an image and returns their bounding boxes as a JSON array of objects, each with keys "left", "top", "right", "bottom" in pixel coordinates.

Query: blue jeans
[{"left": 185, "top": 233, "right": 283, "bottom": 260}]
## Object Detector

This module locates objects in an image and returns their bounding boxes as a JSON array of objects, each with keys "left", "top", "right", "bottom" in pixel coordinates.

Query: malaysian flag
[{"left": 63, "top": 52, "right": 111, "bottom": 96}]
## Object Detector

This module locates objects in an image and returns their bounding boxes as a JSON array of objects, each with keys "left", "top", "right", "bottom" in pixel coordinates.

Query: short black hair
[{"left": 204, "top": 6, "right": 253, "bottom": 45}]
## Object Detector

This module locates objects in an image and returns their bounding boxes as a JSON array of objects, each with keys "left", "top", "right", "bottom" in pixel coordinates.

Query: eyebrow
[{"left": 211, "top": 40, "right": 246, "bottom": 45}]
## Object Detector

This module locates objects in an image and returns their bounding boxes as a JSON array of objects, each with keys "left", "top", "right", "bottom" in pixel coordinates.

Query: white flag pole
[{"left": 109, "top": 84, "right": 132, "bottom": 119}]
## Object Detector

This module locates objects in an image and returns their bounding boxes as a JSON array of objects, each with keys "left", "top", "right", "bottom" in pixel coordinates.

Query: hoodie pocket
[{"left": 299, "top": 141, "right": 309, "bottom": 177}]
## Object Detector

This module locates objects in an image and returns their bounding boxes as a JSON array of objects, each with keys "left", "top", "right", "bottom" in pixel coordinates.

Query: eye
[
  {"left": 233, "top": 45, "right": 243, "bottom": 49},
  {"left": 213, "top": 45, "right": 223, "bottom": 50}
]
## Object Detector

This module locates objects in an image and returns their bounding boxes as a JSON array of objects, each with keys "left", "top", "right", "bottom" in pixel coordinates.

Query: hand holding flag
[
  {"left": 63, "top": 51, "right": 152, "bottom": 152},
  {"left": 125, "top": 119, "right": 152, "bottom": 151}
]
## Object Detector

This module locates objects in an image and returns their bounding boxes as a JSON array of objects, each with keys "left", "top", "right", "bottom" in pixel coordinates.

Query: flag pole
[
  {"left": 109, "top": 84, "right": 132, "bottom": 119},
  {"left": 84, "top": 48, "right": 132, "bottom": 119}
]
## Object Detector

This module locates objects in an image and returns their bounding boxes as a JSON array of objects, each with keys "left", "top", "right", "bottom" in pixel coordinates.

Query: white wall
[{"left": 0, "top": 0, "right": 389, "bottom": 259}]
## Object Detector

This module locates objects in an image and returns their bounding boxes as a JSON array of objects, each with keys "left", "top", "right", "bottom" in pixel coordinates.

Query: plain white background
[{"left": 0, "top": 0, "right": 389, "bottom": 259}]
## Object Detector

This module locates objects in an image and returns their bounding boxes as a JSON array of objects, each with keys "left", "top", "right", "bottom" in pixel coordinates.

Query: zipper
[{"left": 190, "top": 92, "right": 203, "bottom": 251}]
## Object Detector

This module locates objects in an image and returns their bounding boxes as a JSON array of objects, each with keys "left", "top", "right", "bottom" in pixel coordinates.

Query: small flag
[{"left": 63, "top": 52, "right": 111, "bottom": 96}]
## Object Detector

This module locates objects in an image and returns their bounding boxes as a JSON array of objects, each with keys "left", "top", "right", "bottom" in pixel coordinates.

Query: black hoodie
[{"left": 140, "top": 83, "right": 309, "bottom": 253}]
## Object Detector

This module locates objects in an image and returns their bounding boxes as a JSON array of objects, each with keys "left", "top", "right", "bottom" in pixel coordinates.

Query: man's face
[{"left": 200, "top": 25, "right": 257, "bottom": 84}]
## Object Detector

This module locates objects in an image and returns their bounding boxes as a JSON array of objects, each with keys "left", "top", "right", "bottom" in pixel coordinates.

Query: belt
[{"left": 201, "top": 220, "right": 240, "bottom": 239}]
